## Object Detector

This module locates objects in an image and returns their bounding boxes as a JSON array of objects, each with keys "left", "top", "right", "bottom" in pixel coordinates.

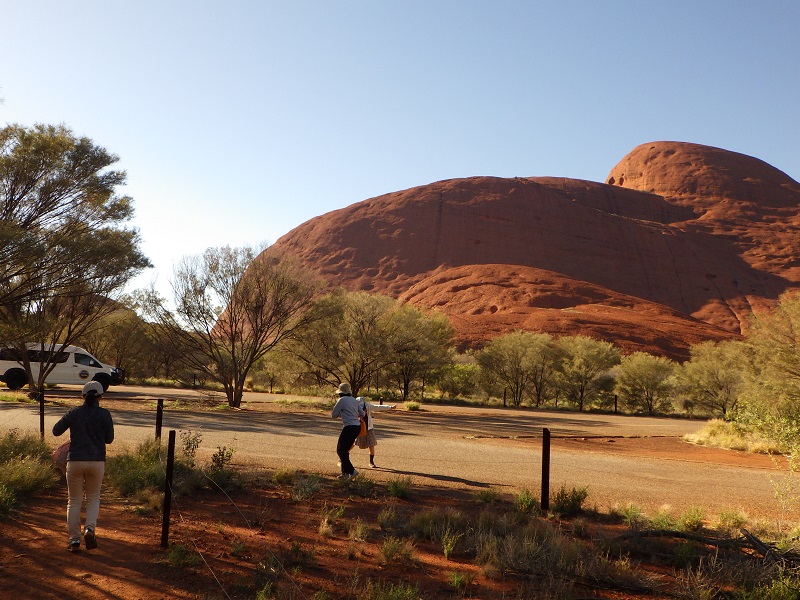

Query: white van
[{"left": 0, "top": 344, "right": 122, "bottom": 392}]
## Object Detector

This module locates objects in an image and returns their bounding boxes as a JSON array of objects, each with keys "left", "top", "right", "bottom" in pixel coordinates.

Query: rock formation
[{"left": 270, "top": 142, "right": 800, "bottom": 359}]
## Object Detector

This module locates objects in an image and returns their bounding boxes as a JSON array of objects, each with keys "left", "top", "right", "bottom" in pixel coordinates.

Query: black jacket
[{"left": 52, "top": 402, "right": 114, "bottom": 462}]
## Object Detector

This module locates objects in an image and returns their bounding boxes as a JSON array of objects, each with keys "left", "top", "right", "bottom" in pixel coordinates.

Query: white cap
[{"left": 82, "top": 380, "right": 104, "bottom": 396}]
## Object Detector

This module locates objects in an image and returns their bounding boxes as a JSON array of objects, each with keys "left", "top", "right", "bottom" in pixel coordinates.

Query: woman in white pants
[
  {"left": 355, "top": 397, "right": 395, "bottom": 467},
  {"left": 52, "top": 380, "right": 114, "bottom": 552}
]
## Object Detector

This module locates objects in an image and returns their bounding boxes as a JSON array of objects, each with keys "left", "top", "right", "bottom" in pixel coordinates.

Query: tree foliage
[
  {"left": 680, "top": 340, "right": 748, "bottom": 417},
  {"left": 615, "top": 352, "right": 678, "bottom": 414},
  {"left": 289, "top": 291, "right": 412, "bottom": 396},
  {"left": 382, "top": 304, "right": 454, "bottom": 400},
  {"left": 0, "top": 123, "right": 149, "bottom": 390},
  {"left": 553, "top": 335, "right": 620, "bottom": 411},
  {"left": 476, "top": 331, "right": 557, "bottom": 406},
  {"left": 141, "top": 246, "right": 317, "bottom": 407}
]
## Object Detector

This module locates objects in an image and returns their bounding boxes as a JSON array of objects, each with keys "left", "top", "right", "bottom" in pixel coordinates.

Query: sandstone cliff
[{"left": 270, "top": 142, "right": 800, "bottom": 359}]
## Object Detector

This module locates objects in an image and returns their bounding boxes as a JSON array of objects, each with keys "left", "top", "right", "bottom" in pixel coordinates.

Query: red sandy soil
[{"left": 1, "top": 414, "right": 779, "bottom": 600}]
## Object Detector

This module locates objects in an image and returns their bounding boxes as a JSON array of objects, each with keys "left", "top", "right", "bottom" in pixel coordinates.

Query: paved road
[{"left": 1, "top": 385, "right": 789, "bottom": 519}]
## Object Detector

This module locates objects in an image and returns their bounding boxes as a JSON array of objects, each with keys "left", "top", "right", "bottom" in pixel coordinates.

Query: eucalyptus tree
[
  {"left": 615, "top": 351, "right": 678, "bottom": 414},
  {"left": 383, "top": 304, "right": 454, "bottom": 400},
  {"left": 680, "top": 340, "right": 749, "bottom": 417},
  {"left": 141, "top": 246, "right": 317, "bottom": 408},
  {"left": 476, "top": 331, "right": 557, "bottom": 407},
  {"left": 290, "top": 290, "right": 424, "bottom": 397},
  {"left": 0, "top": 123, "right": 149, "bottom": 391},
  {"left": 554, "top": 335, "right": 620, "bottom": 411}
]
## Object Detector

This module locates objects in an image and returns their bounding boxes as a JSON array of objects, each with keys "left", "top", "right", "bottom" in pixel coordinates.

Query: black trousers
[{"left": 336, "top": 425, "right": 362, "bottom": 475}]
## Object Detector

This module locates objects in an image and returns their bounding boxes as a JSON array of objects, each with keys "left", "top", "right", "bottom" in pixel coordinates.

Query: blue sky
[{"left": 2, "top": 1, "right": 798, "bottom": 300}]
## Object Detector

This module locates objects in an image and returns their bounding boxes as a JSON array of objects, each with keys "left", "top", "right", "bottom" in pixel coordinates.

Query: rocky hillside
[{"left": 270, "top": 142, "right": 800, "bottom": 359}]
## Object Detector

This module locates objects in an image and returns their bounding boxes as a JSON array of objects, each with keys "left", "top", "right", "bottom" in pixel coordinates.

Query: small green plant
[
  {"left": 230, "top": 537, "right": 248, "bottom": 558},
  {"left": 447, "top": 570, "right": 475, "bottom": 594},
  {"left": 678, "top": 506, "right": 706, "bottom": 532},
  {"left": 166, "top": 542, "right": 200, "bottom": 567},
  {"left": 618, "top": 503, "right": 647, "bottom": 529},
  {"left": 318, "top": 502, "right": 345, "bottom": 537},
  {"left": 0, "top": 483, "right": 17, "bottom": 517},
  {"left": 442, "top": 528, "right": 462, "bottom": 560},
  {"left": 348, "top": 517, "right": 368, "bottom": 542},
  {"left": 272, "top": 467, "right": 296, "bottom": 485},
  {"left": 650, "top": 507, "right": 677, "bottom": 530},
  {"left": 291, "top": 473, "right": 321, "bottom": 501},
  {"left": 379, "top": 536, "right": 415, "bottom": 565},
  {"left": 377, "top": 506, "right": 400, "bottom": 532},
  {"left": 179, "top": 429, "right": 202, "bottom": 465},
  {"left": 210, "top": 445, "right": 235, "bottom": 472},
  {"left": 716, "top": 509, "right": 748, "bottom": 535},
  {"left": 387, "top": 476, "right": 413, "bottom": 499},
  {"left": 513, "top": 488, "right": 540, "bottom": 513},
  {"left": 550, "top": 484, "right": 588, "bottom": 517},
  {"left": 404, "top": 401, "right": 421, "bottom": 411},
  {"left": 475, "top": 487, "right": 500, "bottom": 503}
]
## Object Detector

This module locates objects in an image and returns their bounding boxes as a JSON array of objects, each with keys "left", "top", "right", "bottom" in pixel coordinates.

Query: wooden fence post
[
  {"left": 541, "top": 428, "right": 551, "bottom": 512},
  {"left": 161, "top": 430, "right": 176, "bottom": 548},
  {"left": 155, "top": 399, "right": 164, "bottom": 440}
]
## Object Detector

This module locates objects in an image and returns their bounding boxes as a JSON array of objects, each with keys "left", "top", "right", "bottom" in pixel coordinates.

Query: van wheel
[
  {"left": 93, "top": 375, "right": 111, "bottom": 392},
  {"left": 4, "top": 370, "right": 27, "bottom": 391}
]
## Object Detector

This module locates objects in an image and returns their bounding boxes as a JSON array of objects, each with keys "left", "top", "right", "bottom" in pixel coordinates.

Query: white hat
[{"left": 82, "top": 380, "right": 104, "bottom": 396}]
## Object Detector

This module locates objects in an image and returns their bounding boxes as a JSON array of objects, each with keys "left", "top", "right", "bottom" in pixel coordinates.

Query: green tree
[
  {"left": 476, "top": 331, "right": 556, "bottom": 407},
  {"left": 142, "top": 246, "right": 317, "bottom": 408},
  {"left": 435, "top": 353, "right": 479, "bottom": 400},
  {"left": 747, "top": 291, "right": 800, "bottom": 411},
  {"left": 680, "top": 340, "right": 748, "bottom": 417},
  {"left": 383, "top": 305, "right": 454, "bottom": 401},
  {"left": 614, "top": 352, "right": 678, "bottom": 415},
  {"left": 554, "top": 335, "right": 620, "bottom": 411},
  {"left": 290, "top": 291, "right": 412, "bottom": 396},
  {"left": 0, "top": 123, "right": 149, "bottom": 391}
]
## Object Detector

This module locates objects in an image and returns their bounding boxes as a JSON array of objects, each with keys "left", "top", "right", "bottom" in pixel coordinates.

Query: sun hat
[
  {"left": 82, "top": 380, "right": 104, "bottom": 396},
  {"left": 337, "top": 382, "right": 352, "bottom": 395}
]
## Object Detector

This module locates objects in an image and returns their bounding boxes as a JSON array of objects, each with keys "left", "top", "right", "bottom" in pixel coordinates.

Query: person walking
[
  {"left": 355, "top": 396, "right": 395, "bottom": 468},
  {"left": 52, "top": 380, "right": 115, "bottom": 552},
  {"left": 331, "top": 382, "right": 365, "bottom": 480}
]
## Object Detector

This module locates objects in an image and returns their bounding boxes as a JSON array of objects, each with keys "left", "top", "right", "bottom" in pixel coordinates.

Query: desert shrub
[
  {"left": 514, "top": 488, "right": 540, "bottom": 513},
  {"left": 475, "top": 487, "right": 501, "bottom": 503},
  {"left": 166, "top": 542, "right": 201, "bottom": 567},
  {"left": 408, "top": 507, "right": 468, "bottom": 543},
  {"left": 291, "top": 473, "right": 321, "bottom": 501},
  {"left": 617, "top": 503, "right": 648, "bottom": 529},
  {"left": 550, "top": 484, "right": 588, "bottom": 517},
  {"left": 677, "top": 506, "right": 706, "bottom": 532},
  {"left": 379, "top": 536, "right": 415, "bottom": 565},
  {"left": 0, "top": 456, "right": 57, "bottom": 499},
  {"left": 272, "top": 468, "right": 296, "bottom": 485},
  {"left": 318, "top": 502, "right": 345, "bottom": 537},
  {"left": 0, "top": 484, "right": 17, "bottom": 517},
  {"left": 0, "top": 429, "right": 52, "bottom": 463},
  {"left": 386, "top": 476, "right": 412, "bottom": 499},
  {"left": 377, "top": 506, "right": 402, "bottom": 532},
  {"left": 0, "top": 430, "right": 58, "bottom": 516},
  {"left": 404, "top": 401, "right": 420, "bottom": 411},
  {"left": 715, "top": 509, "right": 748, "bottom": 535}
]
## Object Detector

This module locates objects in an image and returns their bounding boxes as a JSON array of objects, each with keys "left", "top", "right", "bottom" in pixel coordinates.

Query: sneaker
[
  {"left": 67, "top": 540, "right": 81, "bottom": 552},
  {"left": 84, "top": 528, "right": 97, "bottom": 550},
  {"left": 351, "top": 469, "right": 358, "bottom": 479},
  {"left": 369, "top": 462, "right": 377, "bottom": 468}
]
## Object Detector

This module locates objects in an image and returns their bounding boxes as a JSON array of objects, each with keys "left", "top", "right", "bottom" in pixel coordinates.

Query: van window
[{"left": 75, "top": 353, "right": 102, "bottom": 368}]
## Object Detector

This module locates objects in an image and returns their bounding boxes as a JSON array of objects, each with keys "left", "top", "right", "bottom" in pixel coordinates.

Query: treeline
[
  {"left": 74, "top": 265, "right": 800, "bottom": 430},
  {"left": 4, "top": 123, "right": 799, "bottom": 445}
]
